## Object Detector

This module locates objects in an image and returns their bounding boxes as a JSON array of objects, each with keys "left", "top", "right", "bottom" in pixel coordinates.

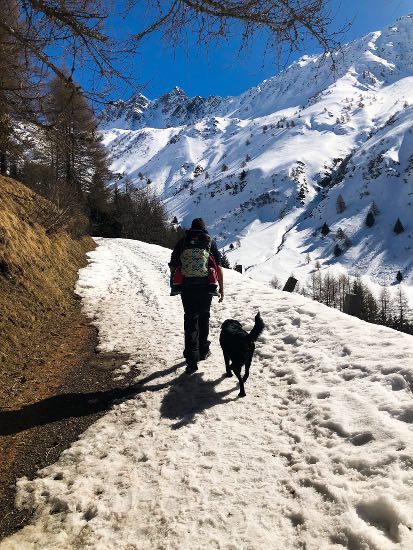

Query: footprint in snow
[
  {"left": 317, "top": 391, "right": 330, "bottom": 399},
  {"left": 350, "top": 432, "right": 374, "bottom": 446}
]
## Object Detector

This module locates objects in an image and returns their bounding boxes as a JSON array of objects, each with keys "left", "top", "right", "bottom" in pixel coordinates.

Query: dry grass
[{"left": 0, "top": 176, "right": 94, "bottom": 376}]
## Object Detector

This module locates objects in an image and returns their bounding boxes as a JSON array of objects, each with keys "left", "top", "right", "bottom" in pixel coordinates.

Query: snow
[{"left": 3, "top": 238, "right": 413, "bottom": 549}]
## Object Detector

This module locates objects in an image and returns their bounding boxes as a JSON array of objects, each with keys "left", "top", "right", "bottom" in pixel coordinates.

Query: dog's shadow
[{"left": 160, "top": 371, "right": 236, "bottom": 429}]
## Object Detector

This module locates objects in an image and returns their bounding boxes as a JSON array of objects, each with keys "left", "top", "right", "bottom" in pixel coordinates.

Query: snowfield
[{"left": 2, "top": 238, "right": 413, "bottom": 549}]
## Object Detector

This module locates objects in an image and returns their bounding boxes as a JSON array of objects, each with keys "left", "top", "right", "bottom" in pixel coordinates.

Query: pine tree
[
  {"left": 394, "top": 218, "right": 404, "bottom": 234},
  {"left": 87, "top": 133, "right": 111, "bottom": 209},
  {"left": 336, "top": 228, "right": 346, "bottom": 240},
  {"left": 0, "top": 1, "right": 30, "bottom": 175},
  {"left": 338, "top": 273, "right": 352, "bottom": 311},
  {"left": 298, "top": 184, "right": 306, "bottom": 203},
  {"left": 395, "top": 285, "right": 409, "bottom": 330},
  {"left": 45, "top": 75, "right": 105, "bottom": 197},
  {"left": 321, "top": 222, "right": 330, "bottom": 236},
  {"left": 336, "top": 194, "right": 346, "bottom": 214},
  {"left": 309, "top": 270, "right": 322, "bottom": 302},
  {"left": 364, "top": 288, "right": 378, "bottom": 323},
  {"left": 193, "top": 164, "right": 204, "bottom": 177},
  {"left": 221, "top": 251, "right": 231, "bottom": 269},
  {"left": 365, "top": 211, "right": 375, "bottom": 227},
  {"left": 87, "top": 173, "right": 112, "bottom": 236},
  {"left": 0, "top": 94, "right": 15, "bottom": 175},
  {"left": 371, "top": 201, "right": 380, "bottom": 215},
  {"left": 29, "top": 75, "right": 112, "bottom": 233},
  {"left": 396, "top": 271, "right": 403, "bottom": 282},
  {"left": 354, "top": 277, "right": 379, "bottom": 322},
  {"left": 333, "top": 244, "right": 342, "bottom": 257},
  {"left": 379, "top": 285, "right": 392, "bottom": 325},
  {"left": 322, "top": 271, "right": 339, "bottom": 307}
]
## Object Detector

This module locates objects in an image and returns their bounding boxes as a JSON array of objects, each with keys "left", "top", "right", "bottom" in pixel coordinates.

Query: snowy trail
[{"left": 3, "top": 238, "right": 413, "bottom": 550}]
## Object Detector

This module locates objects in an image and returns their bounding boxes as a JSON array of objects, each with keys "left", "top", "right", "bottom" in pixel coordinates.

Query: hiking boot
[
  {"left": 185, "top": 362, "right": 198, "bottom": 374},
  {"left": 199, "top": 350, "right": 211, "bottom": 361}
]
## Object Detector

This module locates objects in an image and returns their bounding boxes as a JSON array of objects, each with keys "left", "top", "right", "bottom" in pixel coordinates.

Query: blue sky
[{"left": 81, "top": 0, "right": 413, "bottom": 101}]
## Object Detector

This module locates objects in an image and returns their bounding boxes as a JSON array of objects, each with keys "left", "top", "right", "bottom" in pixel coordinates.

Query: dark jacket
[{"left": 169, "top": 229, "right": 222, "bottom": 268}]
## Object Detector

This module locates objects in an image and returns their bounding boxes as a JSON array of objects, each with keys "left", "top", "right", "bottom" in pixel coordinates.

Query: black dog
[{"left": 219, "top": 312, "right": 265, "bottom": 397}]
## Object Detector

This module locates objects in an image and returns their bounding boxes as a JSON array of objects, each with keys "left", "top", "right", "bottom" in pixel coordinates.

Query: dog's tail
[{"left": 249, "top": 312, "right": 265, "bottom": 342}]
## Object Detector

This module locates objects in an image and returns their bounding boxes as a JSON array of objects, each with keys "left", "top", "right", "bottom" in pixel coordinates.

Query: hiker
[{"left": 169, "top": 218, "right": 224, "bottom": 374}]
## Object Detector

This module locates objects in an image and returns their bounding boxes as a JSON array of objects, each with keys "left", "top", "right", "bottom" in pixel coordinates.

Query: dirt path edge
[{"left": 0, "top": 299, "right": 139, "bottom": 540}]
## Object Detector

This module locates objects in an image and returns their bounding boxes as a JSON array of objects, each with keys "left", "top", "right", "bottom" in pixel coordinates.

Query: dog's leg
[
  {"left": 233, "top": 365, "right": 246, "bottom": 397},
  {"left": 223, "top": 351, "right": 233, "bottom": 378},
  {"left": 242, "top": 348, "right": 254, "bottom": 383}
]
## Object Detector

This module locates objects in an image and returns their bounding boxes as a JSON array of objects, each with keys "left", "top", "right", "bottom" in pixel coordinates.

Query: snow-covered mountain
[
  {"left": 100, "top": 15, "right": 413, "bottom": 291},
  {"left": 101, "top": 87, "right": 223, "bottom": 130}
]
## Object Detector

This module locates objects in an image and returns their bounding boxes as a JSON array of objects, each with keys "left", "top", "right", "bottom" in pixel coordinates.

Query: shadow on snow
[{"left": 0, "top": 360, "right": 236, "bottom": 435}]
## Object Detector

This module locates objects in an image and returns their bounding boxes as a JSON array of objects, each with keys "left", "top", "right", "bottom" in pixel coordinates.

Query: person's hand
[{"left": 219, "top": 288, "right": 224, "bottom": 303}]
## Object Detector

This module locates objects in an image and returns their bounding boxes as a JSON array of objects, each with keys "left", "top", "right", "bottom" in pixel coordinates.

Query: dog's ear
[{"left": 255, "top": 311, "right": 261, "bottom": 320}]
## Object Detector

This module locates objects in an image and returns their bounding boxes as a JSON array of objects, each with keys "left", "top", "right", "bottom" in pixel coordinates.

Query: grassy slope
[{"left": 0, "top": 176, "right": 95, "bottom": 381}]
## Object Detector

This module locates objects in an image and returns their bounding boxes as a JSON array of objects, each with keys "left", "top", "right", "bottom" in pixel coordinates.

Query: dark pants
[{"left": 181, "top": 289, "right": 212, "bottom": 364}]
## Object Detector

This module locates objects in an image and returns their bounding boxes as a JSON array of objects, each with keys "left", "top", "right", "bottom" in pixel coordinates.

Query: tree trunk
[{"left": 0, "top": 151, "right": 7, "bottom": 175}]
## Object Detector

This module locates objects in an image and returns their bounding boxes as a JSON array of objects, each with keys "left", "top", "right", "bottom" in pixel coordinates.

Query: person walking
[{"left": 169, "top": 218, "right": 224, "bottom": 374}]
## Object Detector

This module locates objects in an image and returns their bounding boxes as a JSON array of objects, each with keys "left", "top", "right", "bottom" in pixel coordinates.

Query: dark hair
[{"left": 191, "top": 218, "right": 206, "bottom": 231}]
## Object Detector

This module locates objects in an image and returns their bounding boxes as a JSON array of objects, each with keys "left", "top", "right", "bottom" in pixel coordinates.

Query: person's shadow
[
  {"left": 160, "top": 372, "right": 235, "bottom": 429},
  {"left": 0, "top": 361, "right": 237, "bottom": 435}
]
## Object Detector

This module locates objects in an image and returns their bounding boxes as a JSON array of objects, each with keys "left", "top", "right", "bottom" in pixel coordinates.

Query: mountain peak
[
  {"left": 171, "top": 86, "right": 186, "bottom": 95},
  {"left": 161, "top": 86, "right": 187, "bottom": 100}
]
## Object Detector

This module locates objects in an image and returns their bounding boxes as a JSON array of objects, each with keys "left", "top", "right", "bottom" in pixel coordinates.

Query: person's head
[{"left": 191, "top": 218, "right": 206, "bottom": 232}]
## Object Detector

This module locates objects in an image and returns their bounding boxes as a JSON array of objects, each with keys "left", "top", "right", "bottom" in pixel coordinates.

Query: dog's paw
[
  {"left": 238, "top": 391, "right": 246, "bottom": 398},
  {"left": 225, "top": 371, "right": 233, "bottom": 378}
]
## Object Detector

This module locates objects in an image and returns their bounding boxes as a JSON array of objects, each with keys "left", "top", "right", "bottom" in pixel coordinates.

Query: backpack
[
  {"left": 180, "top": 231, "right": 212, "bottom": 278},
  {"left": 170, "top": 230, "right": 219, "bottom": 296}
]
